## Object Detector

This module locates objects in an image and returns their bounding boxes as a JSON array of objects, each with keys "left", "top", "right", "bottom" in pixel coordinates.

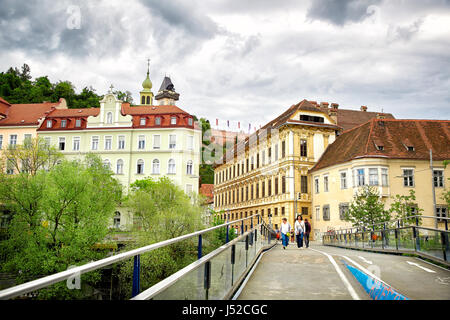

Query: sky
[{"left": 1, "top": 0, "right": 449, "bottom": 131}]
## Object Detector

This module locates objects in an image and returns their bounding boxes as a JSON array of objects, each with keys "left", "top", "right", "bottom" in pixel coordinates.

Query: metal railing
[
  {"left": 0, "top": 214, "right": 276, "bottom": 300},
  {"left": 323, "top": 215, "right": 450, "bottom": 264}
]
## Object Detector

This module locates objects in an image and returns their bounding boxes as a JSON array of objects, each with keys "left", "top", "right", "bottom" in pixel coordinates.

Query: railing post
[
  {"left": 445, "top": 219, "right": 448, "bottom": 231},
  {"left": 245, "top": 234, "right": 249, "bottom": 267},
  {"left": 198, "top": 234, "right": 203, "bottom": 260},
  {"left": 231, "top": 244, "right": 236, "bottom": 285},
  {"left": 204, "top": 261, "right": 211, "bottom": 300},
  {"left": 241, "top": 220, "right": 244, "bottom": 235},
  {"left": 395, "top": 228, "right": 399, "bottom": 251},
  {"left": 131, "top": 255, "right": 141, "bottom": 298},
  {"left": 440, "top": 232, "right": 448, "bottom": 262},
  {"left": 226, "top": 224, "right": 229, "bottom": 244},
  {"left": 382, "top": 223, "right": 386, "bottom": 249},
  {"left": 251, "top": 216, "right": 253, "bottom": 230}
]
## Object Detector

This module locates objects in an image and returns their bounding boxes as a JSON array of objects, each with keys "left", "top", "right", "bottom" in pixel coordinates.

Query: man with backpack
[{"left": 304, "top": 218, "right": 311, "bottom": 248}]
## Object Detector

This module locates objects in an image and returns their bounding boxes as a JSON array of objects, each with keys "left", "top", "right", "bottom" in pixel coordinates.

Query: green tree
[
  {"left": 116, "top": 176, "right": 204, "bottom": 298},
  {"left": 114, "top": 90, "right": 133, "bottom": 104},
  {"left": 389, "top": 190, "right": 423, "bottom": 225},
  {"left": 344, "top": 186, "right": 391, "bottom": 230},
  {"left": 0, "top": 154, "right": 122, "bottom": 299}
]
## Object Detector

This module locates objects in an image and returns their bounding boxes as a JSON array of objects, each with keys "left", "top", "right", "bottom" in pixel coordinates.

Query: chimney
[
  {"left": 328, "top": 107, "right": 338, "bottom": 124},
  {"left": 320, "top": 102, "right": 329, "bottom": 109},
  {"left": 330, "top": 103, "right": 339, "bottom": 109},
  {"left": 360, "top": 106, "right": 368, "bottom": 112},
  {"left": 376, "top": 113, "right": 385, "bottom": 119}
]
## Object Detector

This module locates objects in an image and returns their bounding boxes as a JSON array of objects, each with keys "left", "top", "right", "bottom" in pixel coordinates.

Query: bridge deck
[{"left": 237, "top": 241, "right": 450, "bottom": 300}]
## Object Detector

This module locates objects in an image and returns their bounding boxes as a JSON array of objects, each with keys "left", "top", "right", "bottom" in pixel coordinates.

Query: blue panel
[{"left": 343, "top": 261, "right": 409, "bottom": 300}]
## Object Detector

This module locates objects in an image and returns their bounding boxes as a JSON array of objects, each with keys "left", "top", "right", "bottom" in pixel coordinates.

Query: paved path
[{"left": 237, "top": 241, "right": 450, "bottom": 300}]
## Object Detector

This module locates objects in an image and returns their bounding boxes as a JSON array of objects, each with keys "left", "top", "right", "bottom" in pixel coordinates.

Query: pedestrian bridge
[{"left": 0, "top": 215, "right": 449, "bottom": 300}]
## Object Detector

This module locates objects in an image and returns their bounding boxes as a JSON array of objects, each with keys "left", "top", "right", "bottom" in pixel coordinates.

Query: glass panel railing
[
  {"left": 354, "top": 232, "right": 362, "bottom": 248},
  {"left": 151, "top": 265, "right": 204, "bottom": 300},
  {"left": 209, "top": 246, "right": 233, "bottom": 300},
  {"left": 233, "top": 238, "right": 247, "bottom": 282},
  {"left": 416, "top": 228, "right": 445, "bottom": 261},
  {"left": 372, "top": 231, "right": 383, "bottom": 249},
  {"left": 398, "top": 227, "right": 415, "bottom": 251},
  {"left": 383, "top": 229, "right": 396, "bottom": 250}
]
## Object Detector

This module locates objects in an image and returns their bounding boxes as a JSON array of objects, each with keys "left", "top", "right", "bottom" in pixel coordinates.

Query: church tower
[
  {"left": 155, "top": 76, "right": 180, "bottom": 106},
  {"left": 139, "top": 59, "right": 154, "bottom": 105}
]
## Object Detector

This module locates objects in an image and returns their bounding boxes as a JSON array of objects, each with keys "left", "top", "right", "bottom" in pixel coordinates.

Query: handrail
[
  {"left": 326, "top": 215, "right": 449, "bottom": 235},
  {"left": 132, "top": 223, "right": 264, "bottom": 300},
  {"left": 0, "top": 214, "right": 272, "bottom": 300}
]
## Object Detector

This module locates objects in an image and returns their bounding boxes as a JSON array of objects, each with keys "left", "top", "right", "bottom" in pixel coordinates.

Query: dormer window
[
  {"left": 61, "top": 120, "right": 67, "bottom": 128},
  {"left": 171, "top": 116, "right": 177, "bottom": 125},
  {"left": 106, "top": 112, "right": 113, "bottom": 124},
  {"left": 403, "top": 139, "right": 414, "bottom": 151},
  {"left": 46, "top": 120, "right": 52, "bottom": 128},
  {"left": 75, "top": 119, "right": 81, "bottom": 127},
  {"left": 188, "top": 118, "right": 193, "bottom": 126},
  {"left": 155, "top": 117, "right": 161, "bottom": 125},
  {"left": 407, "top": 146, "right": 414, "bottom": 151},
  {"left": 140, "top": 117, "right": 146, "bottom": 126},
  {"left": 300, "top": 115, "right": 324, "bottom": 123},
  {"left": 377, "top": 145, "right": 384, "bottom": 151}
]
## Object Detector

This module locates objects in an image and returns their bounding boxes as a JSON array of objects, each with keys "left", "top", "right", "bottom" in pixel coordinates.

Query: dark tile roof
[{"left": 310, "top": 119, "right": 450, "bottom": 172}]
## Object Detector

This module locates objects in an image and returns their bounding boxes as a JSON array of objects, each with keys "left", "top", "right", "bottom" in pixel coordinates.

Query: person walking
[
  {"left": 280, "top": 218, "right": 291, "bottom": 250},
  {"left": 304, "top": 218, "right": 311, "bottom": 248},
  {"left": 294, "top": 215, "right": 305, "bottom": 249}
]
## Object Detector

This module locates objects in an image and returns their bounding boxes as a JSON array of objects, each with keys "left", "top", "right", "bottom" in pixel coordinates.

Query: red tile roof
[
  {"left": 121, "top": 103, "right": 189, "bottom": 115},
  {"left": 199, "top": 184, "right": 214, "bottom": 203},
  {"left": 310, "top": 119, "right": 450, "bottom": 172},
  {"left": 0, "top": 100, "right": 62, "bottom": 126}
]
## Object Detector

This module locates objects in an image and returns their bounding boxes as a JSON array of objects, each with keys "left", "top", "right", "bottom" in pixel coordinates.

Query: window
[
  {"left": 382, "top": 168, "right": 388, "bottom": 186},
  {"left": 324, "top": 176, "right": 329, "bottom": 192},
  {"left": 169, "top": 134, "right": 176, "bottom": 149},
  {"left": 9, "top": 134, "right": 17, "bottom": 147},
  {"left": 92, "top": 136, "right": 99, "bottom": 150},
  {"left": 46, "top": 120, "right": 52, "bottom": 128},
  {"left": 61, "top": 119, "right": 67, "bottom": 128},
  {"left": 188, "top": 118, "right": 193, "bottom": 126},
  {"left": 75, "top": 119, "right": 81, "bottom": 127},
  {"left": 275, "top": 144, "right": 279, "bottom": 161},
  {"left": 403, "top": 169, "right": 414, "bottom": 187},
  {"left": 137, "top": 159, "right": 144, "bottom": 174},
  {"left": 118, "top": 136, "right": 125, "bottom": 150},
  {"left": 436, "top": 206, "right": 447, "bottom": 222},
  {"left": 6, "top": 158, "right": 14, "bottom": 175},
  {"left": 155, "top": 117, "right": 161, "bottom": 125},
  {"left": 0, "top": 135, "right": 2, "bottom": 149},
  {"left": 340, "top": 171, "right": 347, "bottom": 189},
  {"left": 73, "top": 137, "right": 80, "bottom": 151},
  {"left": 369, "top": 168, "right": 378, "bottom": 186},
  {"left": 282, "top": 176, "right": 286, "bottom": 193},
  {"left": 24, "top": 134, "right": 32, "bottom": 142},
  {"left": 281, "top": 141, "right": 286, "bottom": 158},
  {"left": 141, "top": 96, "right": 145, "bottom": 104},
  {"left": 152, "top": 159, "right": 160, "bottom": 174},
  {"left": 187, "top": 136, "right": 193, "bottom": 150},
  {"left": 315, "top": 206, "right": 320, "bottom": 221},
  {"left": 103, "top": 159, "right": 111, "bottom": 170},
  {"left": 251, "top": 156, "right": 254, "bottom": 171},
  {"left": 282, "top": 207, "right": 285, "bottom": 216},
  {"left": 323, "top": 205, "right": 330, "bottom": 221},
  {"left": 275, "top": 177, "right": 279, "bottom": 194},
  {"left": 140, "top": 117, "right": 146, "bottom": 126},
  {"left": 339, "top": 203, "right": 349, "bottom": 220},
  {"left": 113, "top": 212, "right": 121, "bottom": 229},
  {"left": 105, "top": 136, "right": 112, "bottom": 150},
  {"left": 168, "top": 159, "right": 176, "bottom": 174},
  {"left": 146, "top": 96, "right": 150, "bottom": 104},
  {"left": 268, "top": 147, "right": 272, "bottom": 163},
  {"left": 44, "top": 137, "right": 51, "bottom": 146},
  {"left": 138, "top": 135, "right": 145, "bottom": 149},
  {"left": 106, "top": 112, "right": 113, "bottom": 124},
  {"left": 262, "top": 181, "right": 265, "bottom": 197},
  {"left": 257, "top": 154, "right": 260, "bottom": 168},
  {"left": 268, "top": 179, "right": 272, "bottom": 196},
  {"left": 314, "top": 177, "right": 319, "bottom": 193},
  {"left": 301, "top": 176, "right": 308, "bottom": 193},
  {"left": 256, "top": 182, "right": 259, "bottom": 198},
  {"left": 433, "top": 170, "right": 444, "bottom": 188},
  {"left": 357, "top": 169, "right": 365, "bottom": 186},
  {"left": 300, "top": 139, "right": 307, "bottom": 157},
  {"left": 171, "top": 116, "right": 177, "bottom": 125},
  {"left": 186, "top": 160, "right": 193, "bottom": 175},
  {"left": 262, "top": 150, "right": 265, "bottom": 166},
  {"left": 274, "top": 208, "right": 278, "bottom": 216},
  {"left": 116, "top": 159, "right": 124, "bottom": 174},
  {"left": 186, "top": 184, "right": 193, "bottom": 197},
  {"left": 302, "top": 207, "right": 308, "bottom": 216},
  {"left": 58, "top": 137, "right": 65, "bottom": 151}
]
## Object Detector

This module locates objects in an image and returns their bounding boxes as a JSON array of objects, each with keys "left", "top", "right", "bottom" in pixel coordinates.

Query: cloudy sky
[{"left": 1, "top": 0, "right": 449, "bottom": 130}]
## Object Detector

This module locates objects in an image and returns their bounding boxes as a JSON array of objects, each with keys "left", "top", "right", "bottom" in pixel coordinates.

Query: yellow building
[
  {"left": 310, "top": 119, "right": 450, "bottom": 239},
  {"left": 213, "top": 100, "right": 393, "bottom": 236}
]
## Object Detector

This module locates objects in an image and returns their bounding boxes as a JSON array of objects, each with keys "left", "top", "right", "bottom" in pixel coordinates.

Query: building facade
[
  {"left": 36, "top": 73, "right": 202, "bottom": 230},
  {"left": 310, "top": 119, "right": 450, "bottom": 239}
]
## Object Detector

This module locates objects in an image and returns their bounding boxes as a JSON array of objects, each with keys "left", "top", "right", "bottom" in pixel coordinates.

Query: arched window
[
  {"left": 146, "top": 96, "right": 150, "bottom": 104},
  {"left": 116, "top": 159, "right": 124, "bottom": 174},
  {"left": 168, "top": 159, "right": 176, "bottom": 174},
  {"left": 106, "top": 112, "right": 113, "bottom": 124},
  {"left": 141, "top": 96, "right": 145, "bottom": 104},
  {"left": 113, "top": 211, "right": 121, "bottom": 229},
  {"left": 186, "top": 160, "right": 193, "bottom": 175},
  {"left": 103, "top": 159, "right": 111, "bottom": 169},
  {"left": 152, "top": 159, "right": 160, "bottom": 174},
  {"left": 137, "top": 159, "right": 144, "bottom": 174}
]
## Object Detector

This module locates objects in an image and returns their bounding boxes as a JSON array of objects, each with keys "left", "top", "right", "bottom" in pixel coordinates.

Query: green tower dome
[{"left": 142, "top": 71, "right": 152, "bottom": 90}]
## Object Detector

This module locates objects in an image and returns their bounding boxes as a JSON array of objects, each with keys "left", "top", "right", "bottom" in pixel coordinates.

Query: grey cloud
[
  {"left": 387, "top": 19, "right": 424, "bottom": 43},
  {"left": 306, "top": 0, "right": 381, "bottom": 25}
]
